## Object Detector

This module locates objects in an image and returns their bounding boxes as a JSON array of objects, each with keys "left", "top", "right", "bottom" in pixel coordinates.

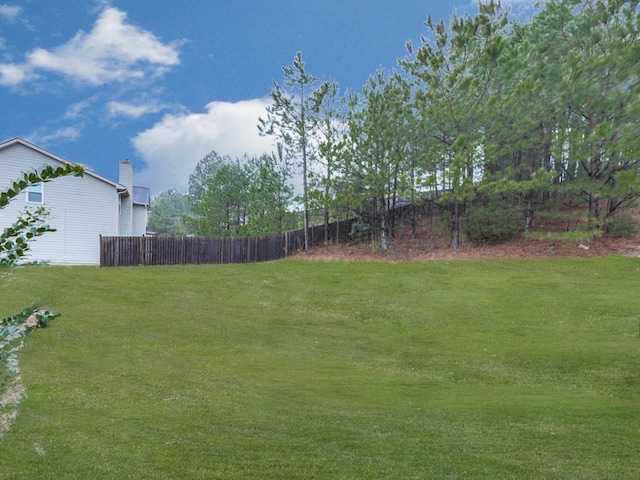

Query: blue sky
[{"left": 0, "top": 0, "right": 486, "bottom": 195}]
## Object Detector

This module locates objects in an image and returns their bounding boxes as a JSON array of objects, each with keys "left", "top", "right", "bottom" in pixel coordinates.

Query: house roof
[
  {"left": 0, "top": 137, "right": 127, "bottom": 192},
  {"left": 133, "top": 186, "right": 150, "bottom": 205}
]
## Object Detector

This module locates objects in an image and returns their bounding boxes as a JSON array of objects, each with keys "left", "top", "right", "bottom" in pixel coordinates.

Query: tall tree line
[{"left": 152, "top": 0, "right": 640, "bottom": 246}]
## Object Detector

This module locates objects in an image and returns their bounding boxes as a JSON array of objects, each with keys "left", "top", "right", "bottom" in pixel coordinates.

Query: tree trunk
[
  {"left": 450, "top": 201, "right": 460, "bottom": 249},
  {"left": 524, "top": 194, "right": 533, "bottom": 232},
  {"left": 323, "top": 208, "right": 329, "bottom": 244},
  {"left": 588, "top": 192, "right": 600, "bottom": 229},
  {"left": 302, "top": 142, "right": 309, "bottom": 250},
  {"left": 606, "top": 176, "right": 619, "bottom": 220},
  {"left": 380, "top": 196, "right": 389, "bottom": 250}
]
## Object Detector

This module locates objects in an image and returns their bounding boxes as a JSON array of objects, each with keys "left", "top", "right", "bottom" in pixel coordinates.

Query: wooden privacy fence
[{"left": 100, "top": 218, "right": 356, "bottom": 267}]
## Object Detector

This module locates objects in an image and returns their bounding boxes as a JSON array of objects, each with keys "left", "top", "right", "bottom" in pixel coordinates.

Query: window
[{"left": 26, "top": 183, "right": 43, "bottom": 203}]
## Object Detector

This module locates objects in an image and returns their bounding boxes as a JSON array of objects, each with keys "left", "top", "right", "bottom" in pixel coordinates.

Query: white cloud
[
  {"left": 132, "top": 99, "right": 276, "bottom": 195},
  {"left": 28, "top": 125, "right": 84, "bottom": 145},
  {"left": 0, "top": 62, "right": 31, "bottom": 84},
  {"left": 0, "top": 5, "right": 22, "bottom": 21},
  {"left": 64, "top": 96, "right": 100, "bottom": 119},
  {"left": 106, "top": 99, "right": 166, "bottom": 119},
  {"left": 0, "top": 6, "right": 181, "bottom": 86}
]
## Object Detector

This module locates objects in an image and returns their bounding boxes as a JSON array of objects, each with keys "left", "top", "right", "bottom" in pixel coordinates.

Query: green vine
[{"left": 0, "top": 163, "right": 83, "bottom": 433}]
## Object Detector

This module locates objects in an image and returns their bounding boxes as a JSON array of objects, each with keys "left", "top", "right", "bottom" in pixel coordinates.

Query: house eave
[{"left": 0, "top": 137, "right": 123, "bottom": 189}]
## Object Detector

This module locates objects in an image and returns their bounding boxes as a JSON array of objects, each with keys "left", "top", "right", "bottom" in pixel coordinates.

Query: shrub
[
  {"left": 606, "top": 214, "right": 638, "bottom": 238},
  {"left": 349, "top": 220, "right": 370, "bottom": 242},
  {"left": 464, "top": 201, "right": 521, "bottom": 244}
]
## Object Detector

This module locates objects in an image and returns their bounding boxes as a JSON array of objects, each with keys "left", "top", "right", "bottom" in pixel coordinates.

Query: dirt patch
[
  {"left": 294, "top": 234, "right": 640, "bottom": 263},
  {"left": 0, "top": 375, "right": 24, "bottom": 438}
]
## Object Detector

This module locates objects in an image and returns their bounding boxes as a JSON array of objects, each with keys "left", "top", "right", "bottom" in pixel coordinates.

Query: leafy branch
[{"left": 0, "top": 162, "right": 83, "bottom": 427}]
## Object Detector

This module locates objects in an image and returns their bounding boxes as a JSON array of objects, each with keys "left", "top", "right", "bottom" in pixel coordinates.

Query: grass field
[{"left": 0, "top": 257, "right": 639, "bottom": 479}]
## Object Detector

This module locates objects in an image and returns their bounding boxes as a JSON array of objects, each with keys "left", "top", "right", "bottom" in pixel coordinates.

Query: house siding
[
  {"left": 132, "top": 204, "right": 148, "bottom": 236},
  {"left": 119, "top": 194, "right": 133, "bottom": 236},
  {"left": 0, "top": 143, "right": 119, "bottom": 265},
  {"left": 118, "top": 161, "right": 134, "bottom": 236}
]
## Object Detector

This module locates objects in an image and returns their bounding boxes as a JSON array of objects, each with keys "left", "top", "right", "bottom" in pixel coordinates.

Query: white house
[{"left": 0, "top": 137, "right": 150, "bottom": 265}]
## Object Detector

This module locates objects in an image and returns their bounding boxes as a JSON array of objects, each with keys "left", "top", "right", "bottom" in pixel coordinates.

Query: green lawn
[{"left": 1, "top": 257, "right": 639, "bottom": 479}]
